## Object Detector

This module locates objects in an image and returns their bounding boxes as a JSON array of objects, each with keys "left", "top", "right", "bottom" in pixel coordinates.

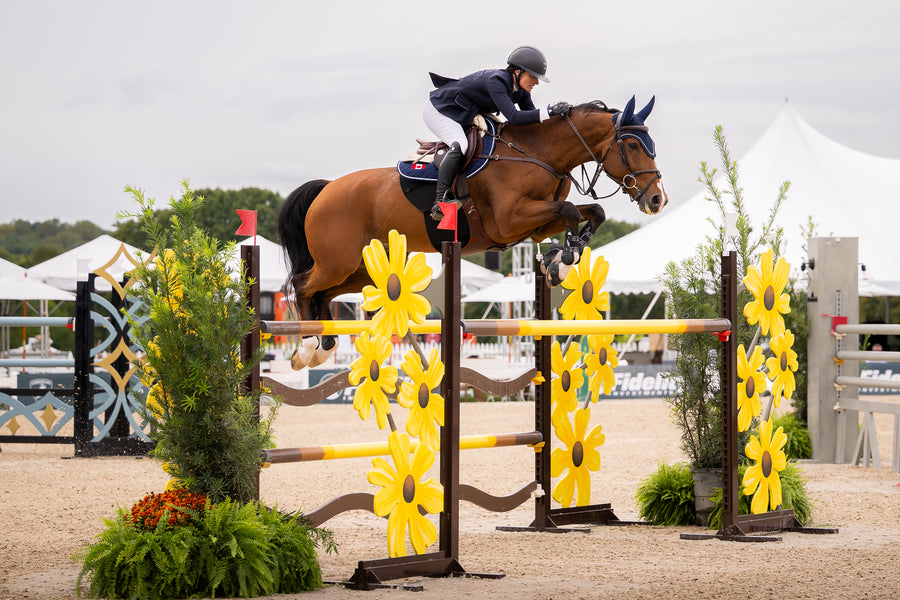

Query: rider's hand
[{"left": 548, "top": 102, "right": 573, "bottom": 117}]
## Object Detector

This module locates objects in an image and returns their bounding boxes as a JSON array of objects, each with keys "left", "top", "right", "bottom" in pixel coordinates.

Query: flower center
[
  {"left": 402, "top": 474, "right": 416, "bottom": 503},
  {"left": 581, "top": 280, "right": 594, "bottom": 304},
  {"left": 780, "top": 351, "right": 788, "bottom": 371},
  {"left": 572, "top": 441, "right": 584, "bottom": 467},
  {"left": 387, "top": 273, "right": 402, "bottom": 301},
  {"left": 763, "top": 285, "right": 775, "bottom": 311},
  {"left": 598, "top": 347, "right": 608, "bottom": 366},
  {"left": 369, "top": 359, "right": 380, "bottom": 381},
  {"left": 761, "top": 451, "right": 773, "bottom": 478},
  {"left": 561, "top": 370, "right": 571, "bottom": 391},
  {"left": 418, "top": 383, "right": 430, "bottom": 408},
  {"left": 745, "top": 377, "right": 755, "bottom": 397}
]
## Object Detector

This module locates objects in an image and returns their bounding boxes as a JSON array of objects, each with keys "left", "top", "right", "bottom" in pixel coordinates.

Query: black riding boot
[{"left": 430, "top": 142, "right": 465, "bottom": 221}]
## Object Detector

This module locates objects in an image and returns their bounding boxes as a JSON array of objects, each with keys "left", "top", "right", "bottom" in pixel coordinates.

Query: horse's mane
[{"left": 574, "top": 100, "right": 617, "bottom": 114}]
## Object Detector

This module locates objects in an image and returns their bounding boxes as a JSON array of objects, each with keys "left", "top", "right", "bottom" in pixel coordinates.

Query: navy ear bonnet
[{"left": 614, "top": 96, "right": 656, "bottom": 158}]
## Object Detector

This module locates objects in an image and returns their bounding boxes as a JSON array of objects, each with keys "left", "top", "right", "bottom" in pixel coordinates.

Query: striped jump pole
[
  {"left": 264, "top": 431, "right": 543, "bottom": 464},
  {"left": 260, "top": 318, "right": 731, "bottom": 338}
]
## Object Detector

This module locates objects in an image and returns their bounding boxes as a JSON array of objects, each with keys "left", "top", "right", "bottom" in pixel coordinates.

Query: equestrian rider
[{"left": 423, "top": 45, "right": 573, "bottom": 221}]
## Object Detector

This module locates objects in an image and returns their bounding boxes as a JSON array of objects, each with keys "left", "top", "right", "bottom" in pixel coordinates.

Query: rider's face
[{"left": 517, "top": 70, "right": 539, "bottom": 93}]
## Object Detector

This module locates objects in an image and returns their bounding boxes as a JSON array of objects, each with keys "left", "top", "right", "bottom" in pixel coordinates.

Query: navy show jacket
[{"left": 428, "top": 68, "right": 540, "bottom": 127}]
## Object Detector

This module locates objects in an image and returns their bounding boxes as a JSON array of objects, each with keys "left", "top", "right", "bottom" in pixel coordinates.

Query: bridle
[{"left": 479, "top": 105, "right": 662, "bottom": 206}]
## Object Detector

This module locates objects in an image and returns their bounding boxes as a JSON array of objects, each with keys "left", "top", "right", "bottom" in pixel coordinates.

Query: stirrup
[{"left": 430, "top": 198, "right": 461, "bottom": 222}]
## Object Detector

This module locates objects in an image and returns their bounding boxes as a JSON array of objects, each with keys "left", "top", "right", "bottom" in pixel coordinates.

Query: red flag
[
  {"left": 235, "top": 209, "right": 257, "bottom": 237},
  {"left": 436, "top": 202, "right": 458, "bottom": 242}
]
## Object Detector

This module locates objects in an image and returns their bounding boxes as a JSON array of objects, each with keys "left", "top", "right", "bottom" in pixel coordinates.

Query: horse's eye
[{"left": 627, "top": 141, "right": 640, "bottom": 152}]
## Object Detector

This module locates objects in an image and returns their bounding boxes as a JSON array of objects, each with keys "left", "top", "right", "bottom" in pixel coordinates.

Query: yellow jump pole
[
  {"left": 462, "top": 318, "right": 732, "bottom": 337},
  {"left": 261, "top": 318, "right": 731, "bottom": 337},
  {"left": 264, "top": 430, "right": 543, "bottom": 464}
]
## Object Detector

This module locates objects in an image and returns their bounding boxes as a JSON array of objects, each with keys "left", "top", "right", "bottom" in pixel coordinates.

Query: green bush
[
  {"left": 75, "top": 499, "right": 335, "bottom": 599},
  {"left": 634, "top": 461, "right": 696, "bottom": 526},
  {"left": 750, "top": 412, "right": 812, "bottom": 460},
  {"left": 707, "top": 461, "right": 812, "bottom": 529}
]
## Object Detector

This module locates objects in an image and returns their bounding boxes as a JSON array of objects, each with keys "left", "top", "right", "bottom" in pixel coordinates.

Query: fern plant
[
  {"left": 706, "top": 461, "right": 812, "bottom": 529},
  {"left": 634, "top": 461, "right": 696, "bottom": 526},
  {"left": 75, "top": 499, "right": 335, "bottom": 599}
]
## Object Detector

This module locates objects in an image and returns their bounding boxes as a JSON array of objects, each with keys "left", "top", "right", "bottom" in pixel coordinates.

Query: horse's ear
[
  {"left": 636, "top": 96, "right": 656, "bottom": 121},
  {"left": 622, "top": 96, "right": 636, "bottom": 122}
]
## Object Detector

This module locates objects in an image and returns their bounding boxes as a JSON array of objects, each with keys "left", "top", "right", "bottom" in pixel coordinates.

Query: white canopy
[
  {"left": 593, "top": 103, "right": 900, "bottom": 295},
  {"left": 0, "top": 257, "right": 26, "bottom": 277},
  {"left": 235, "top": 235, "right": 291, "bottom": 293},
  {"left": 0, "top": 275, "right": 75, "bottom": 301},
  {"left": 26, "top": 234, "right": 144, "bottom": 292},
  {"left": 235, "top": 237, "right": 505, "bottom": 298}
]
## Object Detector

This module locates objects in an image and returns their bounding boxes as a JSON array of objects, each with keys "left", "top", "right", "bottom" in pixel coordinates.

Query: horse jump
[{"left": 242, "top": 241, "right": 742, "bottom": 588}]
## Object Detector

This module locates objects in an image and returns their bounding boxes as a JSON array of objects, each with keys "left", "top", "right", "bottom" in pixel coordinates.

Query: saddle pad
[{"left": 397, "top": 116, "right": 497, "bottom": 183}]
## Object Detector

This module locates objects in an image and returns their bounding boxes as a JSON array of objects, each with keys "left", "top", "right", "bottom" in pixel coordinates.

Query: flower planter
[{"left": 691, "top": 467, "right": 722, "bottom": 527}]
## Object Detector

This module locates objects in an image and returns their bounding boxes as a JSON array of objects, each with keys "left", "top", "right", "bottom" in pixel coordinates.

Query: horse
[{"left": 278, "top": 96, "right": 667, "bottom": 368}]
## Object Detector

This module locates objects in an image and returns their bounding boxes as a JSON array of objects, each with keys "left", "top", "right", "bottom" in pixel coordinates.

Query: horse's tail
[{"left": 278, "top": 179, "right": 330, "bottom": 283}]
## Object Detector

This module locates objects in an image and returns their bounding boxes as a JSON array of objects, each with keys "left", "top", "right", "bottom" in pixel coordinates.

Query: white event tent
[
  {"left": 234, "top": 236, "right": 504, "bottom": 298},
  {"left": 593, "top": 103, "right": 900, "bottom": 296},
  {"left": 26, "top": 234, "right": 144, "bottom": 292}
]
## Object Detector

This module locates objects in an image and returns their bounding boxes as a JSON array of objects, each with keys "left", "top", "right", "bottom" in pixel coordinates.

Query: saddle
[{"left": 407, "top": 114, "right": 492, "bottom": 169}]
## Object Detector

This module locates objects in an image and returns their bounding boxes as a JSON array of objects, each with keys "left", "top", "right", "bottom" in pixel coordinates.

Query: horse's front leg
[{"left": 530, "top": 201, "right": 602, "bottom": 286}]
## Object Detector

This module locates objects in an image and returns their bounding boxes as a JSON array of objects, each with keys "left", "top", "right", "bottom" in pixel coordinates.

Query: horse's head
[
  {"left": 569, "top": 96, "right": 668, "bottom": 216},
  {"left": 606, "top": 96, "right": 668, "bottom": 215}
]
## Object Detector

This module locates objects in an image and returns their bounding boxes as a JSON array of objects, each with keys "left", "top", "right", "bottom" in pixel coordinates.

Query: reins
[{"left": 477, "top": 108, "right": 661, "bottom": 205}]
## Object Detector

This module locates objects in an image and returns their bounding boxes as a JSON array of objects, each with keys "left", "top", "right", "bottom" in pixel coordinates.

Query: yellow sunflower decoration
[
  {"left": 397, "top": 348, "right": 445, "bottom": 452},
  {"left": 551, "top": 407, "right": 605, "bottom": 507},
  {"left": 367, "top": 431, "right": 444, "bottom": 557},
  {"left": 361, "top": 229, "right": 432, "bottom": 338},
  {"left": 766, "top": 330, "right": 798, "bottom": 408},
  {"left": 348, "top": 332, "right": 398, "bottom": 429},
  {"left": 550, "top": 340, "right": 585, "bottom": 426},
  {"left": 742, "top": 417, "right": 788, "bottom": 514},
  {"left": 743, "top": 248, "right": 791, "bottom": 337},
  {"left": 736, "top": 344, "right": 766, "bottom": 432},
  {"left": 558, "top": 247, "right": 610, "bottom": 321},
  {"left": 583, "top": 334, "right": 618, "bottom": 399}
]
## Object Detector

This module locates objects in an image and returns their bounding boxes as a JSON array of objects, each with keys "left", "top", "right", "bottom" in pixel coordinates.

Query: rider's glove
[{"left": 548, "top": 102, "right": 573, "bottom": 117}]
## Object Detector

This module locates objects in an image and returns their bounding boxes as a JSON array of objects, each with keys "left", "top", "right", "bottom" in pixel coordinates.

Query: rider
[{"left": 423, "top": 45, "right": 573, "bottom": 221}]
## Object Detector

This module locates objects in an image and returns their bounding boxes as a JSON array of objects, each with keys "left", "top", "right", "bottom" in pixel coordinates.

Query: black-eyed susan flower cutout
[
  {"left": 550, "top": 407, "right": 605, "bottom": 507},
  {"left": 743, "top": 248, "right": 791, "bottom": 337},
  {"left": 550, "top": 340, "right": 585, "bottom": 426},
  {"left": 348, "top": 332, "right": 398, "bottom": 429},
  {"left": 559, "top": 247, "right": 610, "bottom": 321},
  {"left": 361, "top": 229, "right": 432, "bottom": 338},
  {"left": 367, "top": 431, "right": 444, "bottom": 557},
  {"left": 397, "top": 348, "right": 445, "bottom": 452},
  {"left": 583, "top": 334, "right": 618, "bottom": 399},
  {"left": 766, "top": 330, "right": 798, "bottom": 408},
  {"left": 742, "top": 417, "right": 788, "bottom": 514},
  {"left": 737, "top": 344, "right": 766, "bottom": 432}
]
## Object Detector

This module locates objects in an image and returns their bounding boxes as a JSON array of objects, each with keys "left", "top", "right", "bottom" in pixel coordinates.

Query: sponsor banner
[
  {"left": 857, "top": 362, "right": 900, "bottom": 395},
  {"left": 579, "top": 363, "right": 679, "bottom": 401}
]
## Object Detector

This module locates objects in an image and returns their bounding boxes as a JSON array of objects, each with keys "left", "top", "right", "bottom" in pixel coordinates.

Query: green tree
[{"left": 123, "top": 182, "right": 276, "bottom": 503}]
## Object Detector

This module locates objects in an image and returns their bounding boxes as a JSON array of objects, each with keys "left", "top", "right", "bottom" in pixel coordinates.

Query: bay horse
[{"left": 278, "top": 96, "right": 667, "bottom": 368}]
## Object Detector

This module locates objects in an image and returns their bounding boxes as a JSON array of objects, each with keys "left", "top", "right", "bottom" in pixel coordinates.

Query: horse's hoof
[
  {"left": 308, "top": 339, "right": 338, "bottom": 368},
  {"left": 557, "top": 262, "right": 573, "bottom": 283},
  {"left": 291, "top": 337, "right": 320, "bottom": 370},
  {"left": 546, "top": 262, "right": 561, "bottom": 287},
  {"left": 290, "top": 349, "right": 308, "bottom": 370},
  {"left": 561, "top": 248, "right": 574, "bottom": 265}
]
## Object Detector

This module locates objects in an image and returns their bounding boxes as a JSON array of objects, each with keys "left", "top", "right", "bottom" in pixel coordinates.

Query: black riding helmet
[{"left": 507, "top": 45, "right": 550, "bottom": 83}]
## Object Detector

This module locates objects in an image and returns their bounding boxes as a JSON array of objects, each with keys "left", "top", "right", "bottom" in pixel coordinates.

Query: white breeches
[{"left": 422, "top": 99, "right": 469, "bottom": 153}]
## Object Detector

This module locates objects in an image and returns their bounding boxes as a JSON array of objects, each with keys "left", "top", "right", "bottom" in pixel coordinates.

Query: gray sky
[{"left": 2, "top": 0, "right": 898, "bottom": 229}]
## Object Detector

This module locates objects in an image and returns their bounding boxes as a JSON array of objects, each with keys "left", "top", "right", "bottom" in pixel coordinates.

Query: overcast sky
[{"left": 2, "top": 1, "right": 898, "bottom": 229}]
